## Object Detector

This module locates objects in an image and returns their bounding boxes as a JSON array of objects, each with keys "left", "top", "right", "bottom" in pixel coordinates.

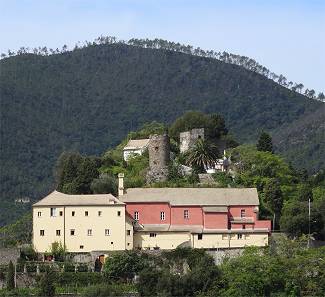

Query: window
[
  {"left": 127, "top": 230, "right": 131, "bottom": 236},
  {"left": 242, "top": 225, "right": 246, "bottom": 229},
  {"left": 70, "top": 229, "right": 75, "bottom": 236},
  {"left": 198, "top": 234, "right": 203, "bottom": 240},
  {"left": 105, "top": 229, "right": 110, "bottom": 236},
  {"left": 117, "top": 211, "right": 121, "bottom": 217},
  {"left": 240, "top": 209, "right": 246, "bottom": 218},
  {"left": 184, "top": 210, "right": 189, "bottom": 219},
  {"left": 150, "top": 233, "right": 157, "bottom": 237},
  {"left": 85, "top": 211, "right": 88, "bottom": 216},
  {"left": 87, "top": 229, "right": 92, "bottom": 236},
  {"left": 134, "top": 211, "right": 139, "bottom": 221},
  {"left": 98, "top": 211, "right": 102, "bottom": 217},
  {"left": 37, "top": 211, "right": 42, "bottom": 217},
  {"left": 160, "top": 211, "right": 165, "bottom": 221},
  {"left": 59, "top": 211, "right": 63, "bottom": 216},
  {"left": 237, "top": 234, "right": 243, "bottom": 240},
  {"left": 40, "top": 230, "right": 45, "bottom": 236},
  {"left": 80, "top": 245, "right": 84, "bottom": 249},
  {"left": 50, "top": 208, "right": 57, "bottom": 217},
  {"left": 72, "top": 211, "right": 75, "bottom": 216},
  {"left": 56, "top": 230, "right": 61, "bottom": 236},
  {"left": 111, "top": 242, "right": 114, "bottom": 245}
]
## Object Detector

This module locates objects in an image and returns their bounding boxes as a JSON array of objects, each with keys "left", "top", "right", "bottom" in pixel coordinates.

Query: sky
[{"left": 1, "top": 0, "right": 324, "bottom": 92}]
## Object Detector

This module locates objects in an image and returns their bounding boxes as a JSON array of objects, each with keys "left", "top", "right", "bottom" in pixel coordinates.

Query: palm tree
[{"left": 185, "top": 139, "right": 219, "bottom": 171}]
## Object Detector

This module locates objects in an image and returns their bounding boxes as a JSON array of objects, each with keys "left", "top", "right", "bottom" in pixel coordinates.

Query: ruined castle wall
[{"left": 180, "top": 128, "right": 204, "bottom": 153}]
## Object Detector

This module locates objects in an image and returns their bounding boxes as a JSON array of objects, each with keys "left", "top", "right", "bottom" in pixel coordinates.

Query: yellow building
[
  {"left": 33, "top": 187, "right": 271, "bottom": 254},
  {"left": 32, "top": 191, "right": 133, "bottom": 253}
]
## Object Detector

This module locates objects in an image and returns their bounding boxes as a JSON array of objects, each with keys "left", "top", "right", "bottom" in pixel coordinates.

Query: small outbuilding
[{"left": 123, "top": 139, "right": 150, "bottom": 161}]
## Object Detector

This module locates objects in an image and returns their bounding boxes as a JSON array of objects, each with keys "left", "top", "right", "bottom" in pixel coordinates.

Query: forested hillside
[
  {"left": 274, "top": 105, "right": 325, "bottom": 171},
  {"left": 0, "top": 41, "right": 323, "bottom": 225}
]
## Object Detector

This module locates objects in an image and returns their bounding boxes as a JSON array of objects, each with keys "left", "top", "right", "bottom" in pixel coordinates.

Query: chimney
[{"left": 118, "top": 173, "right": 125, "bottom": 196}]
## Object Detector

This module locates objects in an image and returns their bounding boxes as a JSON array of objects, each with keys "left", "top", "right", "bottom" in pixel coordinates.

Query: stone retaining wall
[{"left": 0, "top": 248, "right": 19, "bottom": 265}]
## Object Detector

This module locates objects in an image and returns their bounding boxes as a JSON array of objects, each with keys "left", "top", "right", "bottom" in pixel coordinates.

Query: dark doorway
[{"left": 94, "top": 255, "right": 105, "bottom": 272}]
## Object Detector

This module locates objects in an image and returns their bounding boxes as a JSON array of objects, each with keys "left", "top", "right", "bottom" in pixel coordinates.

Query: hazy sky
[{"left": 1, "top": 0, "right": 324, "bottom": 92}]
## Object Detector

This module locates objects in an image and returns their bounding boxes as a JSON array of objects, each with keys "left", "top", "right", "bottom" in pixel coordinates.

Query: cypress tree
[
  {"left": 264, "top": 179, "right": 283, "bottom": 229},
  {"left": 257, "top": 131, "right": 273, "bottom": 153},
  {"left": 6, "top": 261, "right": 15, "bottom": 290}
]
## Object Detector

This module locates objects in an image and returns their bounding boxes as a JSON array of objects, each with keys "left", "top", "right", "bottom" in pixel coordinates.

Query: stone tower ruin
[
  {"left": 179, "top": 128, "right": 204, "bottom": 153},
  {"left": 146, "top": 134, "right": 170, "bottom": 183}
]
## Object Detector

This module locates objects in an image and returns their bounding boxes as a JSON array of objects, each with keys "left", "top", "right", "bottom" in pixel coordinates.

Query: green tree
[
  {"left": 90, "top": 173, "right": 117, "bottom": 195},
  {"left": 55, "top": 152, "right": 101, "bottom": 194},
  {"left": 298, "top": 184, "right": 313, "bottom": 202},
  {"left": 56, "top": 152, "right": 83, "bottom": 192},
  {"left": 6, "top": 261, "right": 15, "bottom": 290},
  {"left": 74, "top": 157, "right": 101, "bottom": 194},
  {"left": 218, "top": 248, "right": 285, "bottom": 296},
  {"left": 264, "top": 179, "right": 283, "bottom": 228},
  {"left": 256, "top": 131, "right": 273, "bottom": 153},
  {"left": 280, "top": 201, "right": 324, "bottom": 238},
  {"left": 169, "top": 111, "right": 227, "bottom": 142},
  {"left": 207, "top": 114, "right": 228, "bottom": 140},
  {"left": 103, "top": 251, "right": 148, "bottom": 281},
  {"left": 169, "top": 111, "right": 209, "bottom": 140},
  {"left": 0, "top": 213, "right": 32, "bottom": 247},
  {"left": 20, "top": 245, "right": 38, "bottom": 261},
  {"left": 317, "top": 92, "right": 325, "bottom": 101},
  {"left": 47, "top": 241, "right": 67, "bottom": 262},
  {"left": 185, "top": 139, "right": 219, "bottom": 172},
  {"left": 38, "top": 266, "right": 56, "bottom": 297},
  {"left": 137, "top": 268, "right": 161, "bottom": 296}
]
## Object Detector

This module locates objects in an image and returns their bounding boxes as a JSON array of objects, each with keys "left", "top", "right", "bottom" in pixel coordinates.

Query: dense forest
[
  {"left": 0, "top": 39, "right": 324, "bottom": 226},
  {"left": 2, "top": 37, "right": 324, "bottom": 101},
  {"left": 274, "top": 104, "right": 325, "bottom": 171}
]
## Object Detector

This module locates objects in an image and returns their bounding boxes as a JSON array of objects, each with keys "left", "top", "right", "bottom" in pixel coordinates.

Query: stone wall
[
  {"left": 180, "top": 128, "right": 204, "bottom": 153},
  {"left": 0, "top": 248, "right": 19, "bottom": 265},
  {"left": 207, "top": 248, "right": 244, "bottom": 265}
]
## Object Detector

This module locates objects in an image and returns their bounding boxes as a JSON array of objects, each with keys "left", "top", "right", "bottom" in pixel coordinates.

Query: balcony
[{"left": 230, "top": 217, "right": 254, "bottom": 224}]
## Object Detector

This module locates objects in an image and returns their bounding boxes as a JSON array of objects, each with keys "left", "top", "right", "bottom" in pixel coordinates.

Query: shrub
[
  {"left": 45, "top": 241, "right": 67, "bottom": 262},
  {"left": 212, "top": 172, "right": 234, "bottom": 187},
  {"left": 81, "top": 284, "right": 131, "bottom": 297},
  {"left": 63, "top": 262, "right": 75, "bottom": 272},
  {"left": 19, "top": 246, "right": 38, "bottom": 261},
  {"left": 137, "top": 268, "right": 162, "bottom": 296},
  {"left": 77, "top": 264, "right": 89, "bottom": 272},
  {"left": 56, "top": 272, "right": 104, "bottom": 286},
  {"left": 38, "top": 266, "right": 56, "bottom": 297},
  {"left": 103, "top": 251, "right": 150, "bottom": 281},
  {"left": 25, "top": 262, "right": 37, "bottom": 273}
]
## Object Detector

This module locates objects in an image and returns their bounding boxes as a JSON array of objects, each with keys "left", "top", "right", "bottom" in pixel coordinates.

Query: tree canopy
[{"left": 257, "top": 131, "right": 273, "bottom": 153}]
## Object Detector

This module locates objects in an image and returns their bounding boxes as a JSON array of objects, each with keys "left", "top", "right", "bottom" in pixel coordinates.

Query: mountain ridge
[{"left": 0, "top": 42, "right": 323, "bottom": 225}]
